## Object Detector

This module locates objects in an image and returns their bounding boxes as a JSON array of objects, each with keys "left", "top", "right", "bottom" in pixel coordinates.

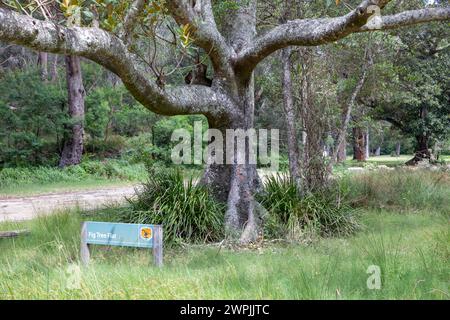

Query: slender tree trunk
[
  {"left": 37, "top": 52, "right": 48, "bottom": 82},
  {"left": 353, "top": 127, "right": 366, "bottom": 162},
  {"left": 50, "top": 54, "right": 58, "bottom": 82},
  {"left": 365, "top": 129, "right": 370, "bottom": 159},
  {"left": 281, "top": 47, "right": 301, "bottom": 187},
  {"left": 329, "top": 49, "right": 370, "bottom": 167},
  {"left": 299, "top": 49, "right": 328, "bottom": 191},
  {"left": 395, "top": 142, "right": 401, "bottom": 156},
  {"left": 59, "top": 55, "right": 85, "bottom": 167},
  {"left": 337, "top": 135, "right": 347, "bottom": 163},
  {"left": 375, "top": 146, "right": 381, "bottom": 156}
]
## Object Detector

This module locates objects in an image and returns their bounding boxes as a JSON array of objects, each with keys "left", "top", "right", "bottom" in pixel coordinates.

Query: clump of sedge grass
[
  {"left": 259, "top": 174, "right": 360, "bottom": 241},
  {"left": 123, "top": 168, "right": 225, "bottom": 245}
]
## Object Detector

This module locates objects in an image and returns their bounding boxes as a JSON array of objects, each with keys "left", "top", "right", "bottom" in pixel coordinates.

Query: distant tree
[
  {"left": 0, "top": 68, "right": 67, "bottom": 166},
  {"left": 363, "top": 23, "right": 450, "bottom": 164},
  {"left": 59, "top": 55, "right": 85, "bottom": 167}
]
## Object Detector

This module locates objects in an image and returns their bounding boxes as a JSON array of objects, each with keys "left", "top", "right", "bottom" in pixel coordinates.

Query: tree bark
[
  {"left": 299, "top": 49, "right": 328, "bottom": 191},
  {"left": 353, "top": 127, "right": 367, "bottom": 162},
  {"left": 37, "top": 52, "right": 48, "bottom": 81},
  {"left": 405, "top": 134, "right": 431, "bottom": 165},
  {"left": 365, "top": 129, "right": 370, "bottom": 159},
  {"left": 395, "top": 142, "right": 401, "bottom": 156},
  {"left": 50, "top": 54, "right": 58, "bottom": 82},
  {"left": 200, "top": 108, "right": 264, "bottom": 244},
  {"left": 59, "top": 55, "right": 85, "bottom": 168},
  {"left": 375, "top": 146, "right": 381, "bottom": 156},
  {"left": 281, "top": 47, "right": 301, "bottom": 187},
  {"left": 337, "top": 135, "right": 347, "bottom": 163}
]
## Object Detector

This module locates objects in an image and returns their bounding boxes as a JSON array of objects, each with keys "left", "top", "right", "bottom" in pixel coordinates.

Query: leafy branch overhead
[{"left": 0, "top": 1, "right": 447, "bottom": 117}]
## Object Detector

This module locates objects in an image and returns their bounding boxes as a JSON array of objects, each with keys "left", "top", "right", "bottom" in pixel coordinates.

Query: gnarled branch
[
  {"left": 167, "top": 0, "right": 234, "bottom": 78},
  {"left": 0, "top": 7, "right": 232, "bottom": 119}
]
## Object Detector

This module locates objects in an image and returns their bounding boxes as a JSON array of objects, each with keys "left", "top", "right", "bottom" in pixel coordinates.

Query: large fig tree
[{"left": 0, "top": 0, "right": 448, "bottom": 242}]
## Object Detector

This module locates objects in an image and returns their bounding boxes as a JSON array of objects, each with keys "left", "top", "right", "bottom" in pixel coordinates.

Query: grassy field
[
  {"left": 0, "top": 160, "right": 147, "bottom": 196},
  {"left": 0, "top": 165, "right": 448, "bottom": 299},
  {"left": 0, "top": 179, "right": 139, "bottom": 197},
  {"left": 344, "top": 155, "right": 450, "bottom": 167},
  {"left": 0, "top": 208, "right": 448, "bottom": 299},
  {"left": 1, "top": 155, "right": 448, "bottom": 196}
]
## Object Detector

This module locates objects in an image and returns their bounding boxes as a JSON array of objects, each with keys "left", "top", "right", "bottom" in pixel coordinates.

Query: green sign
[
  {"left": 80, "top": 221, "right": 163, "bottom": 267},
  {"left": 85, "top": 221, "right": 154, "bottom": 248}
]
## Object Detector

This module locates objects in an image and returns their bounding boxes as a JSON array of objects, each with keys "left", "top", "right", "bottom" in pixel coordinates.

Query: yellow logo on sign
[{"left": 140, "top": 227, "right": 152, "bottom": 240}]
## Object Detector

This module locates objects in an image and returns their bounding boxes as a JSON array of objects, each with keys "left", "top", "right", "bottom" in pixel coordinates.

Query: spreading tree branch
[
  {"left": 0, "top": 7, "right": 232, "bottom": 118},
  {"left": 235, "top": 1, "right": 450, "bottom": 75},
  {"left": 167, "top": 0, "right": 234, "bottom": 77}
]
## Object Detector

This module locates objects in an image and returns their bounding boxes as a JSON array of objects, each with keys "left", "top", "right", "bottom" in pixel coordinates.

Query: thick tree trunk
[
  {"left": 59, "top": 55, "right": 85, "bottom": 168},
  {"left": 406, "top": 106, "right": 431, "bottom": 165},
  {"left": 353, "top": 127, "right": 366, "bottom": 162},
  {"left": 406, "top": 134, "right": 431, "bottom": 165},
  {"left": 200, "top": 117, "right": 264, "bottom": 244},
  {"left": 201, "top": 0, "right": 264, "bottom": 243},
  {"left": 281, "top": 47, "right": 301, "bottom": 187},
  {"left": 415, "top": 135, "right": 430, "bottom": 155}
]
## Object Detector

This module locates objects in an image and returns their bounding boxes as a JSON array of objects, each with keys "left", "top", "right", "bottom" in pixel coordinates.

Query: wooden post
[
  {"left": 80, "top": 222, "right": 90, "bottom": 266},
  {"left": 153, "top": 225, "right": 163, "bottom": 267}
]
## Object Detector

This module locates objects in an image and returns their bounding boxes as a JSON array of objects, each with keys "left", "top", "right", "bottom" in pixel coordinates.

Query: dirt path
[
  {"left": 0, "top": 170, "right": 282, "bottom": 223},
  {"left": 0, "top": 186, "right": 139, "bottom": 222}
]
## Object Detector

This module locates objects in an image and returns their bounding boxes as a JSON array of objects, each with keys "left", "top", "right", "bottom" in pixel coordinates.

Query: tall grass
[
  {"left": 259, "top": 174, "right": 360, "bottom": 241},
  {"left": 0, "top": 160, "right": 146, "bottom": 190},
  {"left": 341, "top": 169, "right": 450, "bottom": 214},
  {"left": 0, "top": 209, "right": 447, "bottom": 299}
]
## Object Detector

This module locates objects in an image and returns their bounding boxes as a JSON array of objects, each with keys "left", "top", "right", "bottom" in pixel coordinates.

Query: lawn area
[
  {"left": 0, "top": 162, "right": 206, "bottom": 197},
  {"left": 0, "top": 209, "right": 448, "bottom": 299},
  {"left": 0, "top": 160, "right": 147, "bottom": 196},
  {"left": 0, "top": 179, "right": 138, "bottom": 197}
]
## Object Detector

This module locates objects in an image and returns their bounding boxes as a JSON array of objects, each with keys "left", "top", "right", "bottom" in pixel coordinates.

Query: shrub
[
  {"left": 123, "top": 168, "right": 225, "bottom": 245},
  {"left": 84, "top": 135, "right": 126, "bottom": 159},
  {"left": 258, "top": 174, "right": 360, "bottom": 240},
  {"left": 122, "top": 133, "right": 169, "bottom": 167}
]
